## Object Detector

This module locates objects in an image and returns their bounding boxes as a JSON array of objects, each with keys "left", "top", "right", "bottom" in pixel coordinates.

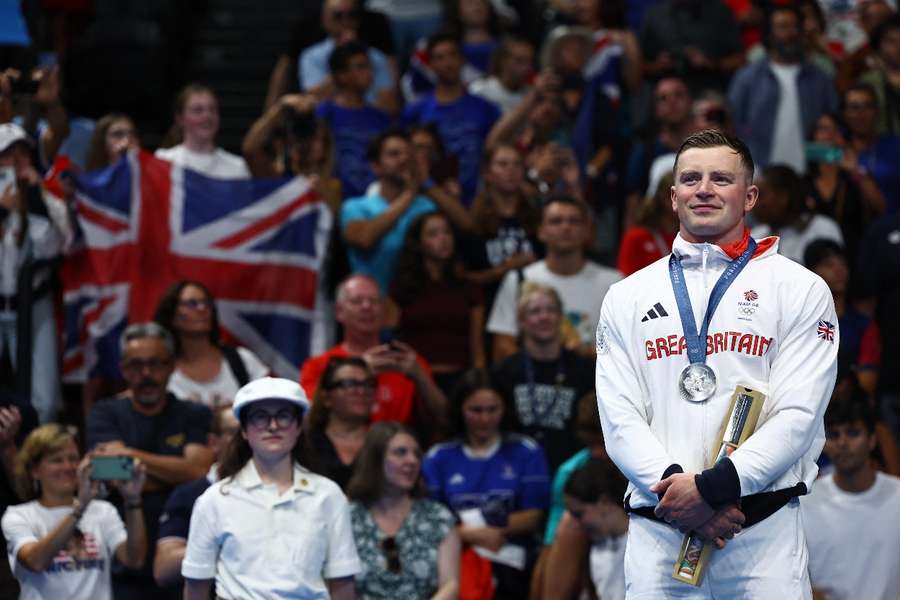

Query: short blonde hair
[
  {"left": 14, "top": 424, "right": 78, "bottom": 501},
  {"left": 516, "top": 282, "right": 563, "bottom": 325}
]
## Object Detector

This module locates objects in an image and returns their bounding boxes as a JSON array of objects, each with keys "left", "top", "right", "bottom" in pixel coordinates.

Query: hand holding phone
[{"left": 90, "top": 455, "right": 136, "bottom": 481}]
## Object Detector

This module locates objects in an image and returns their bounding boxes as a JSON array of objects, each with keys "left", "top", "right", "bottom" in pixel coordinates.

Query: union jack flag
[
  {"left": 57, "top": 150, "right": 332, "bottom": 382},
  {"left": 817, "top": 319, "right": 836, "bottom": 343}
]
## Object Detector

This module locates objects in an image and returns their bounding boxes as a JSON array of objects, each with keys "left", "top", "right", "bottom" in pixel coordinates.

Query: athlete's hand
[
  {"left": 651, "top": 473, "right": 714, "bottom": 531},
  {"left": 694, "top": 504, "right": 745, "bottom": 548}
]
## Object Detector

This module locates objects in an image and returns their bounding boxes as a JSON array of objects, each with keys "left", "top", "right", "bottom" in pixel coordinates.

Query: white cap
[
  {"left": 0, "top": 123, "right": 31, "bottom": 153},
  {"left": 232, "top": 377, "right": 311, "bottom": 420}
]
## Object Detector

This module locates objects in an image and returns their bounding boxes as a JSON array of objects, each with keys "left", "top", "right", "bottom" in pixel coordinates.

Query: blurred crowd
[{"left": 1, "top": 0, "right": 900, "bottom": 598}]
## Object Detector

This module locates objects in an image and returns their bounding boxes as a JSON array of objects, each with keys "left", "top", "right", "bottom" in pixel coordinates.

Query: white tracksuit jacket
[{"left": 595, "top": 233, "right": 838, "bottom": 597}]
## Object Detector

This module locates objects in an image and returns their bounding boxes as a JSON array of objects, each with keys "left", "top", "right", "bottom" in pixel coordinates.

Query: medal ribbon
[{"left": 668, "top": 238, "right": 757, "bottom": 365}]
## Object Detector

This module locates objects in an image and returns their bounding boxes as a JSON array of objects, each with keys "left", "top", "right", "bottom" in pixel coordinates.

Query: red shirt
[
  {"left": 617, "top": 227, "right": 675, "bottom": 276},
  {"left": 299, "top": 344, "right": 433, "bottom": 424}
]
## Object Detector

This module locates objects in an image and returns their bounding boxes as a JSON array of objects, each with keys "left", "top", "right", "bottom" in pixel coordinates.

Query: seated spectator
[
  {"left": 407, "top": 124, "right": 470, "bottom": 218},
  {"left": 391, "top": 211, "right": 485, "bottom": 396},
  {"left": 804, "top": 239, "right": 880, "bottom": 397},
  {"left": 315, "top": 41, "right": 392, "bottom": 198},
  {"left": 491, "top": 283, "right": 594, "bottom": 473},
  {"left": 0, "top": 66, "right": 70, "bottom": 171},
  {"left": 347, "top": 422, "right": 460, "bottom": 599},
  {"left": 155, "top": 84, "right": 250, "bottom": 179},
  {"left": 617, "top": 173, "right": 677, "bottom": 276},
  {"left": 423, "top": 368, "right": 550, "bottom": 599},
  {"left": 86, "top": 322, "right": 214, "bottom": 600},
  {"left": 342, "top": 128, "right": 470, "bottom": 291},
  {"left": 300, "top": 274, "right": 447, "bottom": 434},
  {"left": 540, "top": 457, "right": 628, "bottom": 600},
  {"left": 751, "top": 164, "right": 843, "bottom": 264},
  {"left": 0, "top": 394, "right": 38, "bottom": 596},
  {"left": 802, "top": 399, "right": 900, "bottom": 600},
  {"left": 0, "top": 122, "right": 71, "bottom": 424},
  {"left": 242, "top": 94, "right": 343, "bottom": 212},
  {"left": 460, "top": 142, "right": 540, "bottom": 304},
  {"left": 639, "top": 0, "right": 744, "bottom": 93},
  {"left": 859, "top": 14, "right": 900, "bottom": 136},
  {"left": 299, "top": 0, "right": 397, "bottom": 112},
  {"left": 836, "top": 0, "right": 895, "bottom": 94},
  {"left": 152, "top": 405, "right": 239, "bottom": 591},
  {"left": 154, "top": 280, "right": 269, "bottom": 408},
  {"left": 487, "top": 195, "right": 621, "bottom": 361},
  {"left": 85, "top": 113, "right": 139, "bottom": 171},
  {"left": 805, "top": 112, "right": 886, "bottom": 266},
  {"left": 402, "top": 0, "right": 501, "bottom": 104},
  {"left": 624, "top": 76, "right": 696, "bottom": 226},
  {"left": 181, "top": 378, "right": 360, "bottom": 599},
  {"left": 728, "top": 4, "right": 838, "bottom": 173},
  {"left": 469, "top": 35, "right": 535, "bottom": 115},
  {"left": 842, "top": 83, "right": 900, "bottom": 214},
  {"left": 401, "top": 32, "right": 502, "bottom": 206},
  {"left": 301, "top": 356, "right": 375, "bottom": 490},
  {"left": 263, "top": 0, "right": 395, "bottom": 110},
  {"left": 566, "top": 0, "right": 641, "bottom": 99},
  {"left": 1, "top": 424, "right": 146, "bottom": 600}
]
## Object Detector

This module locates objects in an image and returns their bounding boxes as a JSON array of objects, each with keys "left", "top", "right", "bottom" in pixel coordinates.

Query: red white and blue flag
[
  {"left": 816, "top": 319, "right": 836, "bottom": 344},
  {"left": 56, "top": 150, "right": 332, "bottom": 382}
]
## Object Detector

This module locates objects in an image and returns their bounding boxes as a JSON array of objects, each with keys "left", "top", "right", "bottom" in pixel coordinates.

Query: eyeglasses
[
  {"left": 328, "top": 378, "right": 377, "bottom": 392},
  {"left": 246, "top": 408, "right": 298, "bottom": 430},
  {"left": 121, "top": 358, "right": 172, "bottom": 375},
  {"left": 381, "top": 537, "right": 401, "bottom": 573},
  {"left": 178, "top": 298, "right": 211, "bottom": 310}
]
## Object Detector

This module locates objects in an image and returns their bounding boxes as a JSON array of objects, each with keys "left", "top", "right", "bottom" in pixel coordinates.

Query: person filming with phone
[{"left": 1, "top": 423, "right": 147, "bottom": 600}]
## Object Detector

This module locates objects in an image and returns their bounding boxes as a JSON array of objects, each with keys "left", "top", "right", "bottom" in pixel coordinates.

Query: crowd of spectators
[{"left": 2, "top": 0, "right": 900, "bottom": 598}]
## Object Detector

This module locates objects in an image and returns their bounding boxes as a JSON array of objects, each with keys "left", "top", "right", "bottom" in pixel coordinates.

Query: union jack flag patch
[{"left": 817, "top": 320, "right": 835, "bottom": 343}]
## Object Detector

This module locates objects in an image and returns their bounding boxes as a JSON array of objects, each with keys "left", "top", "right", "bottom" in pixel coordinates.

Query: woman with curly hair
[
  {"left": 391, "top": 210, "right": 485, "bottom": 396},
  {"left": 154, "top": 280, "right": 269, "bottom": 408}
]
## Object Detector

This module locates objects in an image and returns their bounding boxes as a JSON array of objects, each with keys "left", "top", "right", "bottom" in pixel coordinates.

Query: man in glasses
[{"left": 86, "top": 322, "right": 214, "bottom": 600}]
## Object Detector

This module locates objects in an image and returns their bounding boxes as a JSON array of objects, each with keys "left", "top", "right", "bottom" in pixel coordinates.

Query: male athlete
[{"left": 595, "top": 129, "right": 838, "bottom": 598}]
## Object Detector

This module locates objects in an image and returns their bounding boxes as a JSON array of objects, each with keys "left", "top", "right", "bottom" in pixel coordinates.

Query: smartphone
[
  {"left": 90, "top": 455, "right": 135, "bottom": 481},
  {"left": 0, "top": 167, "right": 15, "bottom": 198},
  {"left": 805, "top": 143, "right": 843, "bottom": 164}
]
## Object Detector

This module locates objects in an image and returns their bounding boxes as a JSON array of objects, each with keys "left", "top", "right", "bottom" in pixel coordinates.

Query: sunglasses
[{"left": 381, "top": 536, "right": 401, "bottom": 573}]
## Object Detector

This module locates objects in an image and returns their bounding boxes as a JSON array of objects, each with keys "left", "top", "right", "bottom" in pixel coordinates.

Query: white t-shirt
[
  {"left": 2, "top": 500, "right": 127, "bottom": 600},
  {"left": 182, "top": 461, "right": 361, "bottom": 599},
  {"left": 469, "top": 77, "right": 529, "bottom": 115},
  {"left": 167, "top": 346, "right": 269, "bottom": 408},
  {"left": 802, "top": 472, "right": 900, "bottom": 600},
  {"left": 589, "top": 535, "right": 626, "bottom": 600},
  {"left": 768, "top": 62, "right": 806, "bottom": 174},
  {"left": 751, "top": 214, "right": 843, "bottom": 264},
  {"left": 155, "top": 145, "right": 250, "bottom": 179},
  {"left": 487, "top": 260, "right": 622, "bottom": 352}
]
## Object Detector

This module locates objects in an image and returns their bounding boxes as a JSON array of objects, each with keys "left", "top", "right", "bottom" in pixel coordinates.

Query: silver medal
[{"left": 679, "top": 363, "right": 717, "bottom": 402}]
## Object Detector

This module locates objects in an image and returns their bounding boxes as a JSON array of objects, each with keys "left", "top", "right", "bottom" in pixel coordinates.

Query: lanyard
[
  {"left": 668, "top": 238, "right": 757, "bottom": 365},
  {"left": 522, "top": 351, "right": 566, "bottom": 426}
]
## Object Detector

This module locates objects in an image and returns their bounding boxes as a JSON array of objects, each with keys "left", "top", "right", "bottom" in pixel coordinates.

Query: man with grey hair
[{"left": 86, "top": 322, "right": 214, "bottom": 600}]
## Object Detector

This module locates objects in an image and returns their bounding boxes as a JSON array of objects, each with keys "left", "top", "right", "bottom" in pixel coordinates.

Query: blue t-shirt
[
  {"left": 859, "top": 136, "right": 900, "bottom": 215},
  {"left": 340, "top": 193, "right": 436, "bottom": 290},
  {"left": 157, "top": 475, "right": 213, "bottom": 541},
  {"left": 422, "top": 435, "right": 550, "bottom": 524},
  {"left": 400, "top": 93, "right": 500, "bottom": 206},
  {"left": 315, "top": 101, "right": 391, "bottom": 198}
]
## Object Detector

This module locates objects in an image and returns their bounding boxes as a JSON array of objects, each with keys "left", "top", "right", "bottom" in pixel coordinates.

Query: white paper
[{"left": 458, "top": 508, "right": 526, "bottom": 570}]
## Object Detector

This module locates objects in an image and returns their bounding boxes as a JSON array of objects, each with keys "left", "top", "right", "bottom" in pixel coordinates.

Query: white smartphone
[{"left": 0, "top": 167, "right": 16, "bottom": 199}]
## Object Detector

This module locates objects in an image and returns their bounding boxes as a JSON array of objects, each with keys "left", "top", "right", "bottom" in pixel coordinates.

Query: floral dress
[{"left": 350, "top": 499, "right": 456, "bottom": 599}]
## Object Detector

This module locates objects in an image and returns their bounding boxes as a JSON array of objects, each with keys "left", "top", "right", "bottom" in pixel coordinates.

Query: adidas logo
[{"left": 641, "top": 302, "right": 669, "bottom": 322}]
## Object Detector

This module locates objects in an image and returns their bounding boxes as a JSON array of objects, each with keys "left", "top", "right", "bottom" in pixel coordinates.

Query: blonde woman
[{"left": 1, "top": 424, "right": 146, "bottom": 600}]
